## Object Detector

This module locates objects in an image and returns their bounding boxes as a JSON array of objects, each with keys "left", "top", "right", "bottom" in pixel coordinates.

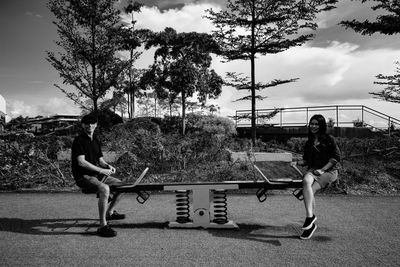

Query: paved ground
[{"left": 0, "top": 192, "right": 399, "bottom": 266}]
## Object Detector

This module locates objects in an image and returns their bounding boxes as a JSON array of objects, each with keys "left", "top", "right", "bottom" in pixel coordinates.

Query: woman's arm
[{"left": 313, "top": 136, "right": 340, "bottom": 175}]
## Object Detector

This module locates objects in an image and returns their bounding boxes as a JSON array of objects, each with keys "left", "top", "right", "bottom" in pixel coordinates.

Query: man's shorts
[
  {"left": 75, "top": 174, "right": 122, "bottom": 192},
  {"left": 307, "top": 169, "right": 338, "bottom": 189}
]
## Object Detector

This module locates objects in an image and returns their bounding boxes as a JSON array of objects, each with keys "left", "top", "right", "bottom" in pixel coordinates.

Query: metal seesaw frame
[{"left": 112, "top": 152, "right": 303, "bottom": 229}]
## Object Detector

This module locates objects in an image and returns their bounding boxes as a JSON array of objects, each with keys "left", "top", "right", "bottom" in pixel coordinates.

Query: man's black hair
[{"left": 81, "top": 114, "right": 98, "bottom": 124}]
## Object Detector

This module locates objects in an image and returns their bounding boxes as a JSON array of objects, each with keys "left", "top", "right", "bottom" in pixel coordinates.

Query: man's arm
[
  {"left": 99, "top": 157, "right": 116, "bottom": 174},
  {"left": 77, "top": 155, "right": 114, "bottom": 176}
]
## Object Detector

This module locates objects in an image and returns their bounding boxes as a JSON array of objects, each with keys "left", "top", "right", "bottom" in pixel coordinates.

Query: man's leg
[
  {"left": 77, "top": 175, "right": 111, "bottom": 226},
  {"left": 76, "top": 175, "right": 117, "bottom": 237},
  {"left": 97, "top": 182, "right": 111, "bottom": 227},
  {"left": 104, "top": 177, "right": 125, "bottom": 219},
  {"left": 107, "top": 193, "right": 123, "bottom": 216}
]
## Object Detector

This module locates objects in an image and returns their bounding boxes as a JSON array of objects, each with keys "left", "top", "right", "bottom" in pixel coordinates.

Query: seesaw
[{"left": 109, "top": 152, "right": 304, "bottom": 229}]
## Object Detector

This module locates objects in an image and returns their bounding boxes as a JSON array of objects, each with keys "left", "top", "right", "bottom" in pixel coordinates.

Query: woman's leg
[{"left": 303, "top": 173, "right": 321, "bottom": 217}]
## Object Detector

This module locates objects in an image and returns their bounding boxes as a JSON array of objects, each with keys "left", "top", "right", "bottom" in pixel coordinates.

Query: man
[{"left": 71, "top": 114, "right": 125, "bottom": 237}]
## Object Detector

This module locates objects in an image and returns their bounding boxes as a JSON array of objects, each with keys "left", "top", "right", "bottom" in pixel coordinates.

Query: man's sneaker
[
  {"left": 300, "top": 223, "right": 317, "bottom": 240},
  {"left": 302, "top": 214, "right": 317, "bottom": 230},
  {"left": 97, "top": 225, "right": 117, "bottom": 237},
  {"left": 106, "top": 211, "right": 126, "bottom": 220}
]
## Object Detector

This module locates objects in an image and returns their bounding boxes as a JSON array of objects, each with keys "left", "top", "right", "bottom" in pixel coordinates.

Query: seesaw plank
[{"left": 230, "top": 152, "right": 293, "bottom": 162}]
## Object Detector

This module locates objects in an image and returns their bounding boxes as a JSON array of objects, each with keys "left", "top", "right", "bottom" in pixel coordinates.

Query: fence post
[
  {"left": 235, "top": 110, "right": 238, "bottom": 128},
  {"left": 306, "top": 107, "right": 309, "bottom": 125},
  {"left": 336, "top": 106, "right": 339, "bottom": 127},
  {"left": 256, "top": 110, "right": 258, "bottom": 126},
  {"left": 361, "top": 106, "right": 364, "bottom": 126}
]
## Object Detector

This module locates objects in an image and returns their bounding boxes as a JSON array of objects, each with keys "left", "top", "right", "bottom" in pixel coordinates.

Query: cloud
[
  {"left": 119, "top": 1, "right": 400, "bottom": 121},
  {"left": 121, "top": 3, "right": 219, "bottom": 33},
  {"left": 6, "top": 98, "right": 80, "bottom": 120},
  {"left": 211, "top": 41, "right": 400, "bottom": 118}
]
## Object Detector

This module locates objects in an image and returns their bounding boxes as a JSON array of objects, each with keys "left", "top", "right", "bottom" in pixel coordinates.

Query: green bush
[
  {"left": 286, "top": 137, "right": 307, "bottom": 153},
  {"left": 105, "top": 118, "right": 164, "bottom": 172},
  {"left": 2, "top": 114, "right": 399, "bottom": 193},
  {"left": 191, "top": 115, "right": 236, "bottom": 135},
  {"left": 0, "top": 134, "right": 72, "bottom": 190},
  {"left": 107, "top": 115, "right": 238, "bottom": 173},
  {"left": 96, "top": 110, "right": 124, "bottom": 131}
]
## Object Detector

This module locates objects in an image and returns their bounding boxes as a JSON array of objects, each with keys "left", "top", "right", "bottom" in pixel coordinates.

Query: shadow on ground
[
  {"left": 0, "top": 217, "right": 171, "bottom": 236},
  {"left": 0, "top": 217, "right": 99, "bottom": 236},
  {"left": 0, "top": 218, "right": 332, "bottom": 244},
  {"left": 208, "top": 223, "right": 331, "bottom": 246}
]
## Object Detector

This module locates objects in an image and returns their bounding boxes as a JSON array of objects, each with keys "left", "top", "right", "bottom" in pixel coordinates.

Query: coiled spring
[
  {"left": 212, "top": 189, "right": 228, "bottom": 224},
  {"left": 175, "top": 190, "right": 191, "bottom": 223}
]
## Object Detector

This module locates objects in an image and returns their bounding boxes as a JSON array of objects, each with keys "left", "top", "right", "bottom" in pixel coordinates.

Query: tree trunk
[
  {"left": 154, "top": 96, "right": 157, "bottom": 117},
  {"left": 93, "top": 98, "right": 98, "bottom": 114},
  {"left": 250, "top": 0, "right": 256, "bottom": 145},
  {"left": 181, "top": 90, "right": 186, "bottom": 135},
  {"left": 132, "top": 91, "right": 135, "bottom": 118},
  {"left": 130, "top": 12, "right": 135, "bottom": 118},
  {"left": 91, "top": 1, "right": 97, "bottom": 114},
  {"left": 127, "top": 72, "right": 132, "bottom": 118}
]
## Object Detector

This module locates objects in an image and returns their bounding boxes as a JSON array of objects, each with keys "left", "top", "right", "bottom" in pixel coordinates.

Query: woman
[{"left": 293, "top": 114, "right": 341, "bottom": 240}]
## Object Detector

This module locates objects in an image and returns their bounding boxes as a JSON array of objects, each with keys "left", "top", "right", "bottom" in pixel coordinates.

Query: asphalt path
[{"left": 0, "top": 192, "right": 399, "bottom": 266}]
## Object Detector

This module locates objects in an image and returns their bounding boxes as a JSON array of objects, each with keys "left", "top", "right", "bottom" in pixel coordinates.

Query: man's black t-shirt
[{"left": 71, "top": 132, "right": 103, "bottom": 179}]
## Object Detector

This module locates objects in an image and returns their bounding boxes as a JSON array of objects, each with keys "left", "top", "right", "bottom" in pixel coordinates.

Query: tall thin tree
[
  {"left": 47, "top": 0, "right": 128, "bottom": 114},
  {"left": 123, "top": 1, "right": 145, "bottom": 118},
  {"left": 205, "top": 0, "right": 337, "bottom": 144}
]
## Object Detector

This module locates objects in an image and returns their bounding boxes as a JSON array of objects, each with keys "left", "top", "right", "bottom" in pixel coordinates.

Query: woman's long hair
[{"left": 308, "top": 114, "right": 327, "bottom": 141}]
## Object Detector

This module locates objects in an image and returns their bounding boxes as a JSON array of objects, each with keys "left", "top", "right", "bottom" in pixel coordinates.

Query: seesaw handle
[
  {"left": 256, "top": 188, "right": 268, "bottom": 202},
  {"left": 136, "top": 191, "right": 150, "bottom": 204},
  {"left": 292, "top": 188, "right": 304, "bottom": 200}
]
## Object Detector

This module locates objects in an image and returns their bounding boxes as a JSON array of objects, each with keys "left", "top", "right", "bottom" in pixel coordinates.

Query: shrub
[
  {"left": 123, "top": 117, "right": 161, "bottom": 134},
  {"left": 105, "top": 119, "right": 164, "bottom": 170},
  {"left": 191, "top": 115, "right": 236, "bottom": 136},
  {"left": 286, "top": 137, "right": 307, "bottom": 153},
  {"left": 353, "top": 118, "right": 366, "bottom": 127},
  {"left": 0, "top": 134, "right": 71, "bottom": 190}
]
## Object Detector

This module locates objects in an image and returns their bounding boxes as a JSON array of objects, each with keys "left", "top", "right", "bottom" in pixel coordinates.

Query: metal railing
[{"left": 235, "top": 105, "right": 400, "bottom": 135}]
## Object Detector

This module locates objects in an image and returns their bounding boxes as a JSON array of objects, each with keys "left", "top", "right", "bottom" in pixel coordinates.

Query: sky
[{"left": 0, "top": 0, "right": 399, "bottom": 126}]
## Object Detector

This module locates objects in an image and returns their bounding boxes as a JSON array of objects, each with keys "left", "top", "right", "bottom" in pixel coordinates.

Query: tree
[
  {"left": 136, "top": 94, "right": 155, "bottom": 117},
  {"left": 6, "top": 116, "right": 30, "bottom": 131},
  {"left": 205, "top": 0, "right": 337, "bottom": 144},
  {"left": 371, "top": 62, "right": 400, "bottom": 103},
  {"left": 122, "top": 1, "right": 149, "bottom": 118},
  {"left": 99, "top": 91, "right": 128, "bottom": 118},
  {"left": 144, "top": 27, "right": 224, "bottom": 134},
  {"left": 46, "top": 0, "right": 130, "bottom": 114},
  {"left": 120, "top": 67, "right": 147, "bottom": 117},
  {"left": 340, "top": 0, "right": 400, "bottom": 104},
  {"left": 224, "top": 71, "right": 297, "bottom": 125},
  {"left": 340, "top": 0, "right": 400, "bottom": 36}
]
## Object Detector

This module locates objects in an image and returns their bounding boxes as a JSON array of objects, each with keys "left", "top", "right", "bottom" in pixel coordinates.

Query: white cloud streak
[
  {"left": 6, "top": 97, "right": 80, "bottom": 121},
  {"left": 121, "top": 3, "right": 219, "bottom": 33}
]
